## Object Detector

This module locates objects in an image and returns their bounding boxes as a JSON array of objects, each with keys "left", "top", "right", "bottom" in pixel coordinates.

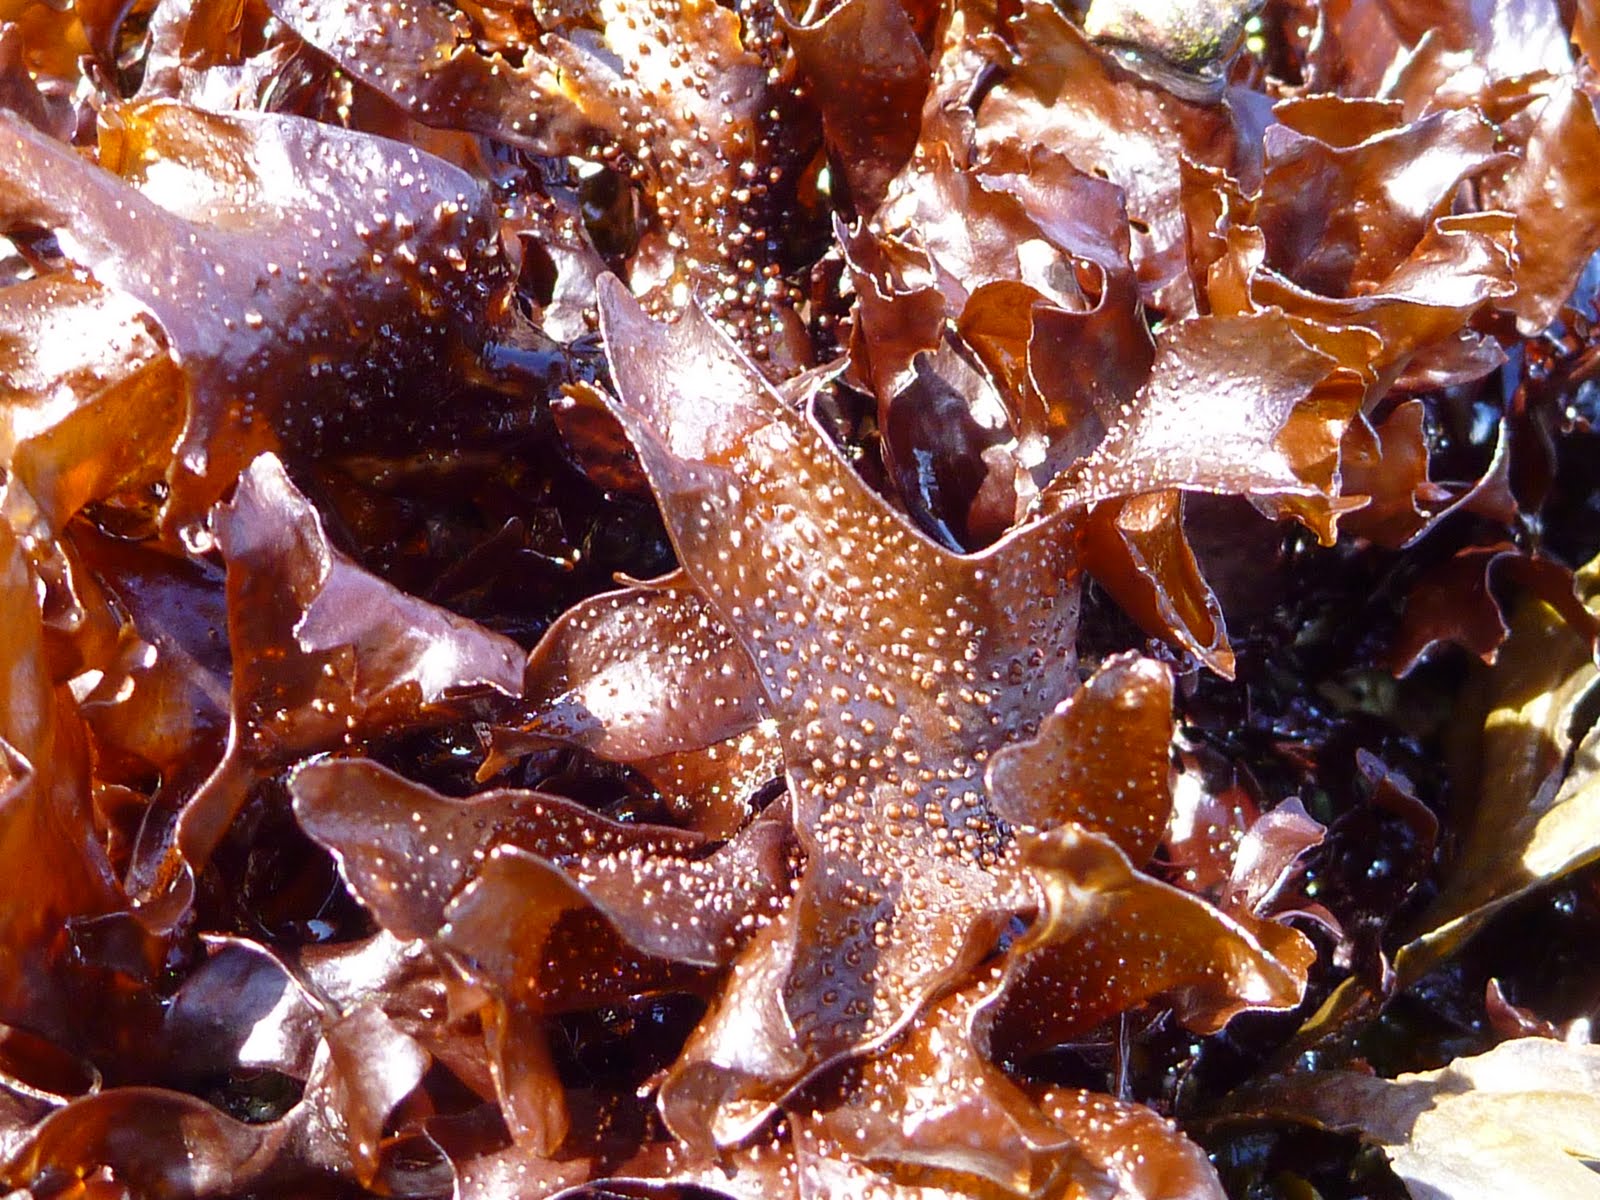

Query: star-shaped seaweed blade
[{"left": 593, "top": 276, "right": 1086, "bottom": 1144}]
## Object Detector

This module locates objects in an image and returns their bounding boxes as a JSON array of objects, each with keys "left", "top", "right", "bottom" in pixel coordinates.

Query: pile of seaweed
[{"left": 2, "top": 0, "right": 1600, "bottom": 1196}]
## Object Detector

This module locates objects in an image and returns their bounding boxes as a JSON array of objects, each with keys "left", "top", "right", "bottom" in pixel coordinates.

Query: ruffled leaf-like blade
[
  {"left": 800, "top": 980, "right": 1226, "bottom": 1200},
  {"left": 506, "top": 577, "right": 768, "bottom": 762},
  {"left": 0, "top": 524, "right": 122, "bottom": 1042},
  {"left": 130, "top": 455, "right": 524, "bottom": 929},
  {"left": 292, "top": 756, "right": 792, "bottom": 1149},
  {"left": 0, "top": 102, "right": 501, "bottom": 529},
  {"left": 986, "top": 651, "right": 1175, "bottom": 864},
  {"left": 595, "top": 276, "right": 1082, "bottom": 1146},
  {"left": 1039, "top": 311, "right": 1344, "bottom": 530},
  {"left": 997, "top": 826, "right": 1313, "bottom": 1049},
  {"left": 0, "top": 276, "right": 182, "bottom": 542}
]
